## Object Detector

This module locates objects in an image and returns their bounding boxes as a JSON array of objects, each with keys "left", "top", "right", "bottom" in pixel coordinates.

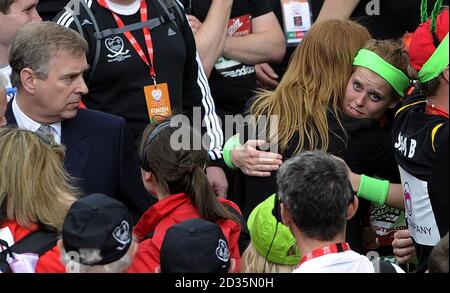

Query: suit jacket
[{"left": 6, "top": 101, "right": 156, "bottom": 220}]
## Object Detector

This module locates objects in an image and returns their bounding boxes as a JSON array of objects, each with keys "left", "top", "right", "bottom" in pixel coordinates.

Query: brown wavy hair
[
  {"left": 250, "top": 20, "right": 371, "bottom": 154},
  {"left": 139, "top": 121, "right": 238, "bottom": 224}
]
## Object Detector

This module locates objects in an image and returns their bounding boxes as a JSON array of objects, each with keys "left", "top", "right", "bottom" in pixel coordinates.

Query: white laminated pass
[{"left": 280, "top": 0, "right": 312, "bottom": 46}]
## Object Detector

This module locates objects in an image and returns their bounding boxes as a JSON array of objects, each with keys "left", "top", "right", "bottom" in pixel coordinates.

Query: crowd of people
[{"left": 0, "top": 0, "right": 448, "bottom": 274}]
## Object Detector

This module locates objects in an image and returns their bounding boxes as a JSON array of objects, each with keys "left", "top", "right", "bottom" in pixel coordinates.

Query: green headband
[
  {"left": 247, "top": 194, "right": 301, "bottom": 265},
  {"left": 353, "top": 49, "right": 410, "bottom": 97},
  {"left": 418, "top": 33, "right": 449, "bottom": 83}
]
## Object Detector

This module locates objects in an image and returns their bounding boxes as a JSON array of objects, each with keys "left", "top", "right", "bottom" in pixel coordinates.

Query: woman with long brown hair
[
  {"left": 229, "top": 20, "right": 371, "bottom": 220},
  {"left": 127, "top": 120, "right": 243, "bottom": 273},
  {"left": 227, "top": 21, "right": 412, "bottom": 254},
  {"left": 251, "top": 20, "right": 371, "bottom": 155}
]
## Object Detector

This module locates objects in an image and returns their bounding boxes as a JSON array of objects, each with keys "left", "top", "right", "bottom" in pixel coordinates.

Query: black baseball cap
[
  {"left": 160, "top": 218, "right": 230, "bottom": 273},
  {"left": 62, "top": 193, "right": 132, "bottom": 265}
]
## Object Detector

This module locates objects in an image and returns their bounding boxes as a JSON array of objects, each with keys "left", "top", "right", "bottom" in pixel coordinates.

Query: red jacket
[
  {"left": 127, "top": 193, "right": 242, "bottom": 273},
  {"left": 0, "top": 220, "right": 65, "bottom": 273}
]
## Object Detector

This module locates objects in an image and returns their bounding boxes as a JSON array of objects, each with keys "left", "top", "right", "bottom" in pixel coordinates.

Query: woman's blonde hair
[
  {"left": 0, "top": 127, "right": 79, "bottom": 231},
  {"left": 250, "top": 20, "right": 371, "bottom": 154},
  {"left": 241, "top": 242, "right": 295, "bottom": 273}
]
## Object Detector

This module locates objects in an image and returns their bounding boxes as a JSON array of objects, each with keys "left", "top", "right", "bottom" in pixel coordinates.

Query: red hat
[{"left": 409, "top": 8, "right": 449, "bottom": 72}]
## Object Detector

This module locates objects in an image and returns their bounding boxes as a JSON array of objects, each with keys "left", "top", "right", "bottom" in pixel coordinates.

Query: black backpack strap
[
  {"left": 1, "top": 238, "right": 14, "bottom": 272},
  {"left": 379, "top": 260, "right": 398, "bottom": 273},
  {"left": 158, "top": 0, "right": 182, "bottom": 17},
  {"left": 0, "top": 230, "right": 57, "bottom": 273},
  {"left": 95, "top": 18, "right": 167, "bottom": 39},
  {"left": 78, "top": 0, "right": 101, "bottom": 85},
  {"left": 62, "top": 0, "right": 101, "bottom": 86},
  {"left": 183, "top": 0, "right": 192, "bottom": 14},
  {"left": 64, "top": 6, "right": 85, "bottom": 39},
  {"left": 155, "top": 0, "right": 183, "bottom": 29},
  {"left": 63, "top": 0, "right": 183, "bottom": 86},
  {"left": 93, "top": 0, "right": 179, "bottom": 40},
  {"left": 8, "top": 230, "right": 58, "bottom": 256}
]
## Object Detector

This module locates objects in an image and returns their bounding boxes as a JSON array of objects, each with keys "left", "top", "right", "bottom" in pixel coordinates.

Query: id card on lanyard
[
  {"left": 98, "top": 0, "right": 172, "bottom": 121},
  {"left": 280, "top": 0, "right": 312, "bottom": 47}
]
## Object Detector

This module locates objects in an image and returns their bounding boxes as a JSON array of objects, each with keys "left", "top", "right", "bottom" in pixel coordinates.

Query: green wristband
[
  {"left": 357, "top": 175, "right": 390, "bottom": 206},
  {"left": 223, "top": 134, "right": 242, "bottom": 170}
]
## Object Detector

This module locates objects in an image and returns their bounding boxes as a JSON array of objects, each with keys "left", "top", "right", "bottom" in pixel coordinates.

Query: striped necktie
[{"left": 36, "top": 125, "right": 55, "bottom": 144}]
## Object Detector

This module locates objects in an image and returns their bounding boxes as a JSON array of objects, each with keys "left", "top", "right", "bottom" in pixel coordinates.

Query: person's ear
[
  {"left": 443, "top": 66, "right": 449, "bottom": 83},
  {"left": 20, "top": 68, "right": 38, "bottom": 94},
  {"left": 346, "top": 196, "right": 359, "bottom": 220},
  {"left": 280, "top": 202, "right": 292, "bottom": 227},
  {"left": 57, "top": 239, "right": 64, "bottom": 252},
  {"left": 141, "top": 169, "right": 153, "bottom": 183},
  {"left": 141, "top": 170, "right": 160, "bottom": 198}
]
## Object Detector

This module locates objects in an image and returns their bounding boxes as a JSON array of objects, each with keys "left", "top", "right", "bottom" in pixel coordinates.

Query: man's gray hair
[
  {"left": 277, "top": 151, "right": 354, "bottom": 241},
  {"left": 60, "top": 238, "right": 136, "bottom": 273},
  {"left": 8, "top": 21, "right": 88, "bottom": 89}
]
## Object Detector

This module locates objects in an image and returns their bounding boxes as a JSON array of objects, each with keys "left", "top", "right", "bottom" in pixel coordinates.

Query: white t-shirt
[
  {"left": 292, "top": 250, "right": 404, "bottom": 273},
  {"left": 105, "top": 0, "right": 140, "bottom": 15}
]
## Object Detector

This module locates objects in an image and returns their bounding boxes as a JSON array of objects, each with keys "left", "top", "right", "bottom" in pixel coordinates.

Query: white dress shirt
[{"left": 12, "top": 98, "right": 62, "bottom": 144}]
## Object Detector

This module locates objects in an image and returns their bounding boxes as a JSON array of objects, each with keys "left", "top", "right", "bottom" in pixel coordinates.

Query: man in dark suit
[{"left": 6, "top": 21, "right": 155, "bottom": 220}]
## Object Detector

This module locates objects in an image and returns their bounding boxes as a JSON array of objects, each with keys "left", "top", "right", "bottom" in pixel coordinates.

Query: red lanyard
[
  {"left": 297, "top": 242, "right": 351, "bottom": 267},
  {"left": 426, "top": 103, "right": 449, "bottom": 119},
  {"left": 97, "top": 0, "right": 156, "bottom": 82}
]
